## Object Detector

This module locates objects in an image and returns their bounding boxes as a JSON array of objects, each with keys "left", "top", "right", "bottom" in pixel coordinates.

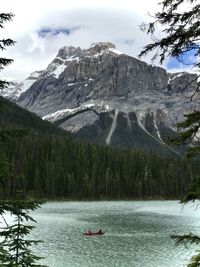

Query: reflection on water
[{"left": 29, "top": 201, "right": 200, "bottom": 267}]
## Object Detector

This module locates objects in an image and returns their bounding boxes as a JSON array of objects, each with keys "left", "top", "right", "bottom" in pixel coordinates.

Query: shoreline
[{"left": 41, "top": 197, "right": 181, "bottom": 202}]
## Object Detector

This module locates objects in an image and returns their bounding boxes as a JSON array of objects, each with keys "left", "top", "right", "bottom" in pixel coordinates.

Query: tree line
[{"left": 0, "top": 133, "right": 199, "bottom": 200}]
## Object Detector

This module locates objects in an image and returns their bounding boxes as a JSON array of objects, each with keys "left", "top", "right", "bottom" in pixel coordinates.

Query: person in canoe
[
  {"left": 84, "top": 229, "right": 104, "bottom": 236},
  {"left": 84, "top": 230, "right": 91, "bottom": 235}
]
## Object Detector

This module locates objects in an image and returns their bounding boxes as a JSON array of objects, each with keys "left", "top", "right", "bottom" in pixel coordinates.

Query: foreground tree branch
[{"left": 140, "top": 1, "right": 200, "bottom": 266}]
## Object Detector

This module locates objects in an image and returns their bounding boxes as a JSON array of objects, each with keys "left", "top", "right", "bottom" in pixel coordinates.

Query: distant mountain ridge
[
  {"left": 1, "top": 42, "right": 199, "bottom": 151},
  {"left": 0, "top": 96, "right": 66, "bottom": 136}
]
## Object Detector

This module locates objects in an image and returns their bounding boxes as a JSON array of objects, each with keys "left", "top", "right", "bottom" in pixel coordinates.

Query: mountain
[
  {"left": 1, "top": 71, "right": 44, "bottom": 101},
  {"left": 0, "top": 96, "right": 66, "bottom": 136},
  {"left": 1, "top": 42, "right": 199, "bottom": 152}
]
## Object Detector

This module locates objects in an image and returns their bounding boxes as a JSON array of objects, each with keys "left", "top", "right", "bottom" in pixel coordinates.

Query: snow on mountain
[
  {"left": 0, "top": 42, "right": 125, "bottom": 100},
  {"left": 106, "top": 109, "right": 118, "bottom": 145},
  {"left": 0, "top": 70, "right": 43, "bottom": 100},
  {"left": 1, "top": 42, "right": 199, "bottom": 151},
  {"left": 42, "top": 101, "right": 112, "bottom": 122},
  {"left": 108, "top": 48, "right": 123, "bottom": 55},
  {"left": 48, "top": 63, "right": 67, "bottom": 79}
]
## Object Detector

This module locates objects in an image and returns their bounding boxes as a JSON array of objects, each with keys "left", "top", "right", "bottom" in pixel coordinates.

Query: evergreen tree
[
  {"left": 139, "top": 1, "right": 200, "bottom": 266},
  {"left": 0, "top": 13, "right": 46, "bottom": 266},
  {"left": 0, "top": 200, "right": 46, "bottom": 267},
  {"left": 0, "top": 13, "right": 15, "bottom": 90},
  {"left": 0, "top": 13, "right": 27, "bottom": 140},
  {"left": 139, "top": 0, "right": 200, "bottom": 163}
]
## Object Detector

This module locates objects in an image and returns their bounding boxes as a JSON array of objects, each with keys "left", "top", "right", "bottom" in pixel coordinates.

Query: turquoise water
[{"left": 30, "top": 201, "right": 200, "bottom": 267}]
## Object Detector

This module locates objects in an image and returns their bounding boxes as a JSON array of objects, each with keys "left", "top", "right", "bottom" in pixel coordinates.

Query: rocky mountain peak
[
  {"left": 1, "top": 42, "right": 199, "bottom": 151},
  {"left": 53, "top": 42, "right": 117, "bottom": 62},
  {"left": 54, "top": 42, "right": 120, "bottom": 61},
  {"left": 42, "top": 42, "right": 124, "bottom": 79},
  {"left": 56, "top": 46, "right": 81, "bottom": 60},
  {"left": 88, "top": 42, "right": 116, "bottom": 54}
]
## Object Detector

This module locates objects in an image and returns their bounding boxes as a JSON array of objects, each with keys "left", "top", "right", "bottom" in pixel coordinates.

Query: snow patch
[
  {"left": 42, "top": 107, "right": 78, "bottom": 121},
  {"left": 51, "top": 64, "right": 66, "bottom": 78},
  {"left": 84, "top": 103, "right": 95, "bottom": 108},
  {"left": 65, "top": 56, "right": 80, "bottom": 62},
  {"left": 171, "top": 73, "right": 183, "bottom": 81},
  {"left": 1, "top": 79, "right": 35, "bottom": 99},
  {"left": 21, "top": 80, "right": 35, "bottom": 92},
  {"left": 97, "top": 101, "right": 112, "bottom": 112},
  {"left": 126, "top": 113, "right": 131, "bottom": 129},
  {"left": 108, "top": 48, "right": 123, "bottom": 55},
  {"left": 136, "top": 111, "right": 180, "bottom": 156},
  {"left": 136, "top": 111, "right": 164, "bottom": 144},
  {"left": 43, "top": 103, "right": 95, "bottom": 121},
  {"left": 194, "top": 128, "right": 200, "bottom": 141},
  {"left": 100, "top": 101, "right": 104, "bottom": 107},
  {"left": 106, "top": 109, "right": 118, "bottom": 145},
  {"left": 153, "top": 117, "right": 163, "bottom": 142},
  {"left": 168, "top": 77, "right": 171, "bottom": 84},
  {"left": 55, "top": 57, "right": 64, "bottom": 62},
  {"left": 105, "top": 104, "right": 111, "bottom": 111},
  {"left": 168, "top": 73, "right": 183, "bottom": 84}
]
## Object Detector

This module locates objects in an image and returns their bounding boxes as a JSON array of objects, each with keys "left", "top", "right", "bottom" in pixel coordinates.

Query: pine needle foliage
[
  {"left": 0, "top": 200, "right": 46, "bottom": 267},
  {"left": 0, "top": 13, "right": 15, "bottom": 90},
  {"left": 0, "top": 13, "right": 47, "bottom": 267},
  {"left": 140, "top": 1, "right": 200, "bottom": 266}
]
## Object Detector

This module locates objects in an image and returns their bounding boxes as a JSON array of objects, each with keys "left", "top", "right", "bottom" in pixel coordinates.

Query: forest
[
  {"left": 1, "top": 1, "right": 200, "bottom": 266},
  {"left": 0, "top": 131, "right": 199, "bottom": 200},
  {"left": 1, "top": 96, "right": 197, "bottom": 200}
]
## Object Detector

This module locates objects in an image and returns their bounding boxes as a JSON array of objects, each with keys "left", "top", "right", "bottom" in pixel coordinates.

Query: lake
[{"left": 30, "top": 201, "right": 200, "bottom": 267}]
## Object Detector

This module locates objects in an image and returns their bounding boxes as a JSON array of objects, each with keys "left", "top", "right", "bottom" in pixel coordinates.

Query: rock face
[{"left": 1, "top": 42, "right": 199, "bottom": 152}]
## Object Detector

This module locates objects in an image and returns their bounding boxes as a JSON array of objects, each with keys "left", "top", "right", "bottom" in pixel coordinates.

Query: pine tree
[
  {"left": 0, "top": 13, "right": 28, "bottom": 140},
  {"left": 0, "top": 13, "right": 46, "bottom": 266},
  {"left": 139, "top": 0, "right": 200, "bottom": 162},
  {"left": 139, "top": 1, "right": 200, "bottom": 266},
  {"left": 0, "top": 13, "right": 15, "bottom": 90},
  {"left": 0, "top": 200, "right": 46, "bottom": 267}
]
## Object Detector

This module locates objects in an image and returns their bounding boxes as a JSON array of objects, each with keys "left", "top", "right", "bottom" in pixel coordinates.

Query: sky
[{"left": 0, "top": 0, "right": 194, "bottom": 81}]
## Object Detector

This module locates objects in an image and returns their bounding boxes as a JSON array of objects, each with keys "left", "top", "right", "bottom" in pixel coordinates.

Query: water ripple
[{"left": 29, "top": 201, "right": 200, "bottom": 267}]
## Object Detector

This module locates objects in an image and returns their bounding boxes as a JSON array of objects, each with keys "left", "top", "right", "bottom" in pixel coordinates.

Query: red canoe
[{"left": 83, "top": 231, "right": 105, "bottom": 236}]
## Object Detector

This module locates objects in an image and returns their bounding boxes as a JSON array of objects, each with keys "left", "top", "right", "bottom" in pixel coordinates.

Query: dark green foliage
[
  {"left": 0, "top": 134, "right": 198, "bottom": 200},
  {"left": 171, "top": 232, "right": 200, "bottom": 266},
  {"left": 139, "top": 0, "right": 200, "bottom": 198},
  {"left": 139, "top": 0, "right": 200, "bottom": 67},
  {"left": 139, "top": 0, "right": 200, "bottom": 158},
  {"left": 0, "top": 13, "right": 46, "bottom": 266},
  {"left": 0, "top": 127, "right": 30, "bottom": 141},
  {"left": 0, "top": 96, "right": 66, "bottom": 136},
  {"left": 171, "top": 233, "right": 200, "bottom": 267},
  {"left": 0, "top": 200, "right": 46, "bottom": 267},
  {"left": 0, "top": 98, "right": 196, "bottom": 200},
  {"left": 173, "top": 111, "right": 200, "bottom": 158},
  {"left": 0, "top": 13, "right": 15, "bottom": 89},
  {"left": 139, "top": 1, "right": 200, "bottom": 266},
  {"left": 171, "top": 233, "right": 200, "bottom": 246}
]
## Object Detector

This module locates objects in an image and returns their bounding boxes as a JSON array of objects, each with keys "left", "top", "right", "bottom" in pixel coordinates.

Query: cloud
[
  {"left": 116, "top": 38, "right": 135, "bottom": 45},
  {"left": 37, "top": 26, "right": 81, "bottom": 38},
  {"left": 0, "top": 0, "right": 166, "bottom": 80},
  {"left": 28, "top": 33, "right": 45, "bottom": 54}
]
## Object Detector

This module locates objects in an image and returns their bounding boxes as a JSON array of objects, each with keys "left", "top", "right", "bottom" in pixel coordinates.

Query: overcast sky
[{"left": 1, "top": 0, "right": 193, "bottom": 81}]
